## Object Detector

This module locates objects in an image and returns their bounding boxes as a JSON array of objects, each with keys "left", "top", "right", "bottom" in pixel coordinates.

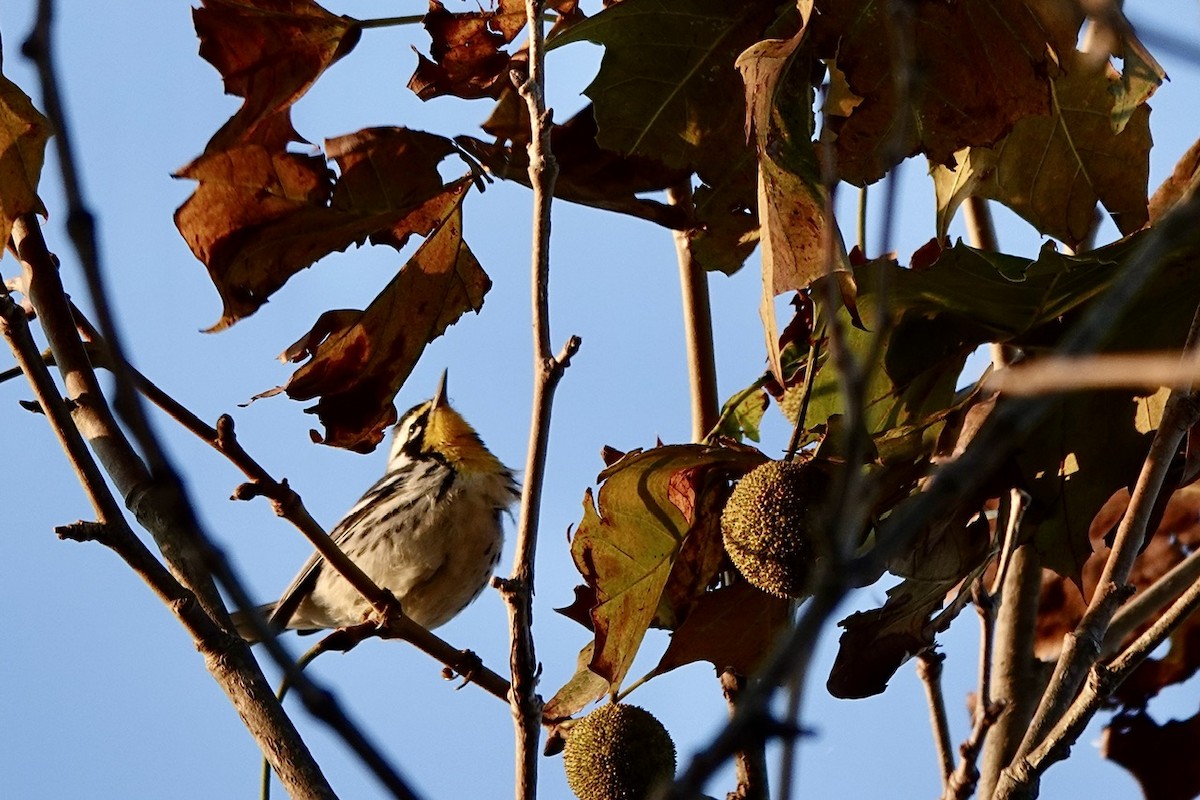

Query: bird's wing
[
  {"left": 267, "top": 472, "right": 399, "bottom": 629},
  {"left": 267, "top": 550, "right": 326, "bottom": 630}
]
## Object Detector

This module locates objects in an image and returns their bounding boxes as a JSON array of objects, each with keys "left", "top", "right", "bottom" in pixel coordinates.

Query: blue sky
[{"left": 3, "top": 2, "right": 1199, "bottom": 798}]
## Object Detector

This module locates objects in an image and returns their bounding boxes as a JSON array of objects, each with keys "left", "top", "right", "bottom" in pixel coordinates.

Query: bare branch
[
  {"left": 994, "top": 304, "right": 1200, "bottom": 799},
  {"left": 917, "top": 651, "right": 956, "bottom": 785},
  {"left": 500, "top": 3, "right": 578, "bottom": 798},
  {"left": 17, "top": 2, "right": 422, "bottom": 792}
]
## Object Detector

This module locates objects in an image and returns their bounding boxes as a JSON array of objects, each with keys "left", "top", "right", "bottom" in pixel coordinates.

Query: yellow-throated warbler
[{"left": 236, "top": 373, "right": 518, "bottom": 640}]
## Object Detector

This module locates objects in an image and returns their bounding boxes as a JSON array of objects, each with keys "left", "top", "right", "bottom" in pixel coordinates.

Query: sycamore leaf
[
  {"left": 279, "top": 185, "right": 490, "bottom": 451},
  {"left": 1103, "top": 710, "right": 1200, "bottom": 800},
  {"left": 1107, "top": 21, "right": 1166, "bottom": 134},
  {"left": 192, "top": 0, "right": 360, "bottom": 151},
  {"left": 1017, "top": 390, "right": 1168, "bottom": 580},
  {"left": 828, "top": 574, "right": 975, "bottom": 699},
  {"left": 737, "top": 8, "right": 849, "bottom": 382},
  {"left": 175, "top": 127, "right": 466, "bottom": 330},
  {"left": 1149, "top": 137, "right": 1200, "bottom": 224},
  {"left": 811, "top": 0, "right": 1083, "bottom": 185},
  {"left": 544, "top": 643, "right": 610, "bottom": 724},
  {"left": 688, "top": 154, "right": 761, "bottom": 275},
  {"left": 0, "top": 65, "right": 50, "bottom": 248},
  {"left": 934, "top": 53, "right": 1152, "bottom": 250},
  {"left": 569, "top": 444, "right": 766, "bottom": 691},
  {"left": 458, "top": 105, "right": 691, "bottom": 229},
  {"left": 548, "top": 0, "right": 783, "bottom": 180},
  {"left": 653, "top": 581, "right": 790, "bottom": 677},
  {"left": 408, "top": 0, "right": 527, "bottom": 101}
]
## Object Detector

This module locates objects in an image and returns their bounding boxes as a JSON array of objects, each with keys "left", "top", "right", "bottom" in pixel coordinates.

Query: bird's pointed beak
[{"left": 433, "top": 369, "right": 448, "bottom": 408}]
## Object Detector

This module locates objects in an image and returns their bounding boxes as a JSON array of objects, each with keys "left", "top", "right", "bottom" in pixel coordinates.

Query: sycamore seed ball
[
  {"left": 722, "top": 459, "right": 827, "bottom": 599},
  {"left": 563, "top": 704, "right": 676, "bottom": 800}
]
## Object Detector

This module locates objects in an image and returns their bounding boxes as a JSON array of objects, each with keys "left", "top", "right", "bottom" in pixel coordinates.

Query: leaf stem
[{"left": 668, "top": 181, "right": 719, "bottom": 441}]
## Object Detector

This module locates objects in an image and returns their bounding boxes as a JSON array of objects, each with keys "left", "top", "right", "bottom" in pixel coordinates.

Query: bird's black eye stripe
[{"left": 398, "top": 404, "right": 432, "bottom": 459}]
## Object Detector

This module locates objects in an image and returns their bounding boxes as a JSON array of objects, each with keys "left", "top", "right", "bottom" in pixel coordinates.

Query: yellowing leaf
[
  {"left": 280, "top": 184, "right": 490, "bottom": 451},
  {"left": 737, "top": 11, "right": 849, "bottom": 381},
  {"left": 934, "top": 55, "right": 1152, "bottom": 250},
  {"left": 0, "top": 68, "right": 50, "bottom": 248},
  {"left": 569, "top": 444, "right": 766, "bottom": 691}
]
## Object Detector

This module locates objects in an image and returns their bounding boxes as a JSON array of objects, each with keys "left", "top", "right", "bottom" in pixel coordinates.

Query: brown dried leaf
[
  {"left": 827, "top": 575, "right": 965, "bottom": 699},
  {"left": 1103, "top": 709, "right": 1200, "bottom": 800},
  {"left": 1149, "top": 138, "right": 1200, "bottom": 224},
  {"left": 812, "top": 0, "right": 1083, "bottom": 185},
  {"left": 0, "top": 66, "right": 50, "bottom": 247},
  {"left": 280, "top": 184, "right": 490, "bottom": 451},
  {"left": 653, "top": 581, "right": 790, "bottom": 677},
  {"left": 193, "top": 0, "right": 360, "bottom": 151},
  {"left": 1035, "top": 486, "right": 1200, "bottom": 705},
  {"left": 459, "top": 105, "right": 691, "bottom": 228},
  {"left": 408, "top": 0, "right": 527, "bottom": 101},
  {"left": 175, "top": 127, "right": 464, "bottom": 329},
  {"left": 738, "top": 9, "right": 849, "bottom": 381}
]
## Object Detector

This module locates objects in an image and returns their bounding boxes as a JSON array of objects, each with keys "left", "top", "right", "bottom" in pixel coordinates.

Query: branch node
[
  {"left": 230, "top": 481, "right": 263, "bottom": 502},
  {"left": 54, "top": 519, "right": 107, "bottom": 543}
]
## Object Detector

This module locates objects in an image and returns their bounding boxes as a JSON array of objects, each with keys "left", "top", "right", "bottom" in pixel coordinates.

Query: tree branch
[
  {"left": 0, "top": 244, "right": 340, "bottom": 798},
  {"left": 17, "top": 3, "right": 420, "bottom": 792},
  {"left": 917, "top": 651, "right": 956, "bottom": 785},
  {"left": 71, "top": 311, "right": 513, "bottom": 704},
  {"left": 499, "top": 4, "right": 578, "bottom": 799},
  {"left": 994, "top": 349, "right": 1200, "bottom": 798}
]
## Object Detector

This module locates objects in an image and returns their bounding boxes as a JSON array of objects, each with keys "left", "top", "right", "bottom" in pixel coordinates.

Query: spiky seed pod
[
  {"left": 721, "top": 458, "right": 829, "bottom": 598},
  {"left": 563, "top": 704, "right": 676, "bottom": 800}
]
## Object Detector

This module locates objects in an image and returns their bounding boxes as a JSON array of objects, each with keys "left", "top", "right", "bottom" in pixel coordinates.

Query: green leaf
[
  {"left": 568, "top": 444, "right": 766, "bottom": 691},
  {"left": 549, "top": 0, "right": 782, "bottom": 178},
  {"left": 933, "top": 54, "right": 1152, "bottom": 249},
  {"left": 1018, "top": 389, "right": 1169, "bottom": 580}
]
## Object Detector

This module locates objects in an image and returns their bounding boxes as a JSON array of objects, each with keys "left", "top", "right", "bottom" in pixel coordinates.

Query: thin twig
[
  {"left": 995, "top": 304, "right": 1200, "bottom": 799},
  {"left": 1103, "top": 546, "right": 1200, "bottom": 656},
  {"left": 72, "top": 311, "right": 513, "bottom": 703},
  {"left": 499, "top": 3, "right": 576, "bottom": 798},
  {"left": 784, "top": 338, "right": 820, "bottom": 461},
  {"left": 943, "top": 699, "right": 1005, "bottom": 800},
  {"left": 856, "top": 185, "right": 868, "bottom": 254},
  {"left": 917, "top": 651, "right": 956, "bottom": 785},
  {"left": 665, "top": 133, "right": 1200, "bottom": 800},
  {"left": 19, "top": 3, "right": 416, "bottom": 791},
  {"left": 1001, "top": 542, "right": 1200, "bottom": 795}
]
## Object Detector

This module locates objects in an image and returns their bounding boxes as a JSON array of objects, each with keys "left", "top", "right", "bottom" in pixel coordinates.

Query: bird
[{"left": 234, "top": 372, "right": 519, "bottom": 642}]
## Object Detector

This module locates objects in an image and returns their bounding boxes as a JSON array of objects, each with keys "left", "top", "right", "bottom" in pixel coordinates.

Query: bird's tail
[{"left": 229, "top": 602, "right": 278, "bottom": 644}]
